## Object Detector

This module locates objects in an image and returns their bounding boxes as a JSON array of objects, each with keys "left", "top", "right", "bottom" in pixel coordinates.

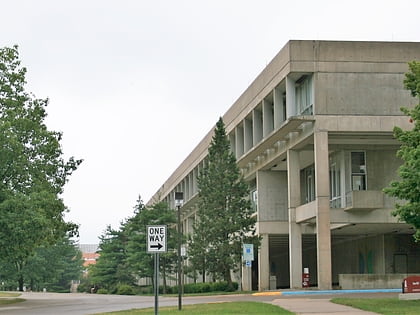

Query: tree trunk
[
  {"left": 225, "top": 268, "right": 234, "bottom": 291},
  {"left": 18, "top": 274, "right": 24, "bottom": 292},
  {"left": 162, "top": 257, "right": 167, "bottom": 294}
]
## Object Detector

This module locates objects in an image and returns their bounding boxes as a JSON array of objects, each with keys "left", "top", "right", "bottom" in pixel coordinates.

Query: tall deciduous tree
[
  {"left": 384, "top": 61, "right": 420, "bottom": 241},
  {"left": 0, "top": 45, "right": 82, "bottom": 290},
  {"left": 188, "top": 117, "right": 258, "bottom": 288}
]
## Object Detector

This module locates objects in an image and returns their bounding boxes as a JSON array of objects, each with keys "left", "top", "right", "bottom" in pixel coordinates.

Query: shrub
[
  {"left": 179, "top": 281, "right": 238, "bottom": 293},
  {"left": 97, "top": 288, "right": 108, "bottom": 294},
  {"left": 116, "top": 284, "right": 135, "bottom": 295}
]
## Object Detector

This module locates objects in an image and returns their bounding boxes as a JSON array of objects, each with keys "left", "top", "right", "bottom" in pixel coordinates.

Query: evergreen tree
[
  {"left": 384, "top": 61, "right": 420, "bottom": 241},
  {"left": 188, "top": 117, "right": 258, "bottom": 288},
  {"left": 89, "top": 224, "right": 133, "bottom": 292},
  {"left": 126, "top": 199, "right": 177, "bottom": 293}
]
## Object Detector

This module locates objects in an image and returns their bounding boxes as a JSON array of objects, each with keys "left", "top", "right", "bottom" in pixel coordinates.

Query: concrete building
[{"left": 147, "top": 40, "right": 420, "bottom": 291}]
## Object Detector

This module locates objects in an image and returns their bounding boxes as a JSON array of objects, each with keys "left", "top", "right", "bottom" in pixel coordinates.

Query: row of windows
[{"left": 302, "top": 151, "right": 366, "bottom": 208}]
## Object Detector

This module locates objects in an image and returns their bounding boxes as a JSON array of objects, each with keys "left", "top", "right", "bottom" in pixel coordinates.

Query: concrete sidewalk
[{"left": 271, "top": 298, "right": 379, "bottom": 315}]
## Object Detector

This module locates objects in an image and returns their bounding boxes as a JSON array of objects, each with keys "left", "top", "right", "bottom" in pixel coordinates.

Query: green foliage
[
  {"left": 180, "top": 281, "right": 238, "bottom": 294},
  {"left": 89, "top": 224, "right": 134, "bottom": 292},
  {"left": 77, "top": 276, "right": 93, "bottom": 293},
  {"left": 96, "top": 288, "right": 109, "bottom": 294},
  {"left": 116, "top": 284, "right": 135, "bottom": 295},
  {"left": 384, "top": 61, "right": 420, "bottom": 241},
  {"left": 125, "top": 198, "right": 177, "bottom": 292},
  {"left": 188, "top": 117, "right": 259, "bottom": 286},
  {"left": 89, "top": 197, "right": 177, "bottom": 294},
  {"left": 0, "top": 45, "right": 82, "bottom": 290},
  {"left": 0, "top": 236, "right": 83, "bottom": 292}
]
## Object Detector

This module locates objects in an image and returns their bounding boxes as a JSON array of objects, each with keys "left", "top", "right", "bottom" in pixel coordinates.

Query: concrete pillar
[
  {"left": 273, "top": 86, "right": 285, "bottom": 129},
  {"left": 244, "top": 118, "right": 253, "bottom": 152},
  {"left": 258, "top": 234, "right": 270, "bottom": 291},
  {"left": 287, "top": 149, "right": 303, "bottom": 288},
  {"left": 263, "top": 99, "right": 274, "bottom": 137},
  {"left": 253, "top": 108, "right": 263, "bottom": 144},
  {"left": 286, "top": 76, "right": 296, "bottom": 118},
  {"left": 314, "top": 130, "right": 332, "bottom": 290}
]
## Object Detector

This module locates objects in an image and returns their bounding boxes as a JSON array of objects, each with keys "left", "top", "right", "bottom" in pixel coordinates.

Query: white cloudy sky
[{"left": 1, "top": 0, "right": 419, "bottom": 244}]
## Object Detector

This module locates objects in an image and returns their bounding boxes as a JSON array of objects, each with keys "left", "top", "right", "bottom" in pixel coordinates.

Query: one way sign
[{"left": 147, "top": 225, "right": 167, "bottom": 253}]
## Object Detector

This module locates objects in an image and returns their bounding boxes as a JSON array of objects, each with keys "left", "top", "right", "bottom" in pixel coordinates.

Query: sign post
[
  {"left": 243, "top": 244, "right": 254, "bottom": 291},
  {"left": 147, "top": 225, "right": 167, "bottom": 315}
]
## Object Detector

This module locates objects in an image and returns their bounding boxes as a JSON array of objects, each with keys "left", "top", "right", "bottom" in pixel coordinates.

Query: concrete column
[
  {"left": 287, "top": 150, "right": 302, "bottom": 288},
  {"left": 314, "top": 130, "right": 332, "bottom": 290},
  {"left": 287, "top": 149, "right": 303, "bottom": 288},
  {"left": 263, "top": 99, "right": 274, "bottom": 137},
  {"left": 273, "top": 87, "right": 285, "bottom": 129},
  {"left": 244, "top": 118, "right": 253, "bottom": 152},
  {"left": 258, "top": 234, "right": 270, "bottom": 291},
  {"left": 286, "top": 76, "right": 296, "bottom": 118},
  {"left": 253, "top": 109, "right": 263, "bottom": 144}
]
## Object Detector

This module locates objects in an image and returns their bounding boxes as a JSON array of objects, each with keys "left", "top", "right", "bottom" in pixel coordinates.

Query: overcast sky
[{"left": 1, "top": 0, "right": 419, "bottom": 244}]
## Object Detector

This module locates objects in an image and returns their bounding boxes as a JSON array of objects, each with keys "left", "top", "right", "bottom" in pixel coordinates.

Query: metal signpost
[
  {"left": 243, "top": 244, "right": 254, "bottom": 291},
  {"left": 147, "top": 225, "right": 167, "bottom": 315}
]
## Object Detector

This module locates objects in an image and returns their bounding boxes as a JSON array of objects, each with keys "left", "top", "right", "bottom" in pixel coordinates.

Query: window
[
  {"left": 296, "top": 75, "right": 313, "bottom": 115},
  {"left": 330, "top": 162, "right": 341, "bottom": 208},
  {"left": 303, "top": 165, "right": 315, "bottom": 203},
  {"left": 251, "top": 189, "right": 258, "bottom": 211},
  {"left": 351, "top": 151, "right": 366, "bottom": 190}
]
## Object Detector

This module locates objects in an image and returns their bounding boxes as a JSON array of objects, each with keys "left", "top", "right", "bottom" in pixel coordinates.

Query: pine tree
[
  {"left": 188, "top": 117, "right": 258, "bottom": 288},
  {"left": 384, "top": 61, "right": 420, "bottom": 240}
]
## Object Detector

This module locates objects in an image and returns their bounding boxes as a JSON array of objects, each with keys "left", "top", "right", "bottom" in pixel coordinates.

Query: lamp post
[{"left": 175, "top": 192, "right": 184, "bottom": 311}]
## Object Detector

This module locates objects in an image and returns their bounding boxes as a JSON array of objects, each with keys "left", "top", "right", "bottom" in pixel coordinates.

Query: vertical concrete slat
[
  {"left": 253, "top": 109, "right": 263, "bottom": 145},
  {"left": 273, "top": 86, "right": 284, "bottom": 129},
  {"left": 287, "top": 149, "right": 303, "bottom": 289},
  {"left": 286, "top": 76, "right": 296, "bottom": 118},
  {"left": 235, "top": 125, "right": 244, "bottom": 158},
  {"left": 314, "top": 130, "right": 332, "bottom": 290},
  {"left": 263, "top": 99, "right": 273, "bottom": 137},
  {"left": 244, "top": 118, "right": 253, "bottom": 152}
]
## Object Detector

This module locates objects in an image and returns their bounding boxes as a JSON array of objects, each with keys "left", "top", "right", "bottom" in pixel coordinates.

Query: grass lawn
[
  {"left": 0, "top": 298, "right": 25, "bottom": 305},
  {"left": 0, "top": 292, "right": 20, "bottom": 297},
  {"left": 332, "top": 297, "right": 420, "bottom": 315},
  {"left": 97, "top": 301, "right": 294, "bottom": 314},
  {"left": 0, "top": 292, "right": 24, "bottom": 306}
]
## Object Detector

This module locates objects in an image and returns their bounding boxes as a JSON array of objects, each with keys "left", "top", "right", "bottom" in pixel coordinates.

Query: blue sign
[{"left": 243, "top": 244, "right": 254, "bottom": 261}]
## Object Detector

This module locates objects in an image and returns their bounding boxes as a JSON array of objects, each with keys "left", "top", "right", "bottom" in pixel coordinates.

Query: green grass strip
[
  {"left": 0, "top": 298, "right": 25, "bottom": 305},
  {"left": 97, "top": 301, "right": 294, "bottom": 314},
  {"left": 0, "top": 292, "right": 21, "bottom": 297},
  {"left": 332, "top": 297, "right": 420, "bottom": 315}
]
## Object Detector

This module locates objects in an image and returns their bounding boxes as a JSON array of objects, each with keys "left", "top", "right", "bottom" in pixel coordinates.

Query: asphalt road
[{"left": 0, "top": 291, "right": 400, "bottom": 315}]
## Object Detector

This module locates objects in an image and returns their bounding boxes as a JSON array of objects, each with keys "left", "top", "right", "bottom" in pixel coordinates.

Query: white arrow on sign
[{"left": 147, "top": 225, "right": 167, "bottom": 253}]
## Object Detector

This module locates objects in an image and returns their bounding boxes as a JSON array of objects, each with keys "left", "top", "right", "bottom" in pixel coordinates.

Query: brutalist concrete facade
[{"left": 148, "top": 40, "right": 420, "bottom": 291}]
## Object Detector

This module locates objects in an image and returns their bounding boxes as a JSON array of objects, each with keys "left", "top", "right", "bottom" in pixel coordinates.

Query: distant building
[{"left": 78, "top": 244, "right": 99, "bottom": 268}]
